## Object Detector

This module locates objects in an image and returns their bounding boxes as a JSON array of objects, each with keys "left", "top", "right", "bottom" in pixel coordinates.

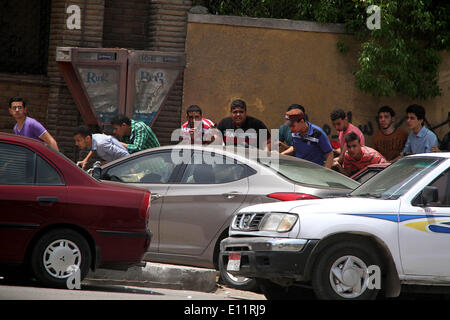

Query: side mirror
[{"left": 422, "top": 186, "right": 439, "bottom": 206}]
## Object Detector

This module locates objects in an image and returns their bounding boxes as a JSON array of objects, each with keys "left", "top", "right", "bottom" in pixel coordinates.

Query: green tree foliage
[{"left": 194, "top": 0, "right": 450, "bottom": 100}]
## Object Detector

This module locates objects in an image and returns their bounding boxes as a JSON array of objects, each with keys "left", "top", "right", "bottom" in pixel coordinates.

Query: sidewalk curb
[{"left": 84, "top": 262, "right": 218, "bottom": 293}]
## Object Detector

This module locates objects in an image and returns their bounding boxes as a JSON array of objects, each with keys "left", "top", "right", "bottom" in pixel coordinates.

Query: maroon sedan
[{"left": 0, "top": 133, "right": 151, "bottom": 287}]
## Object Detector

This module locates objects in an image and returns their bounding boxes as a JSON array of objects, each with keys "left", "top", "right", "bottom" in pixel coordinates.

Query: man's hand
[{"left": 76, "top": 160, "right": 87, "bottom": 170}]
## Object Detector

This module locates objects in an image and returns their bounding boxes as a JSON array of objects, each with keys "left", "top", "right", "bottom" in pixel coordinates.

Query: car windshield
[
  {"left": 350, "top": 156, "right": 444, "bottom": 199},
  {"left": 258, "top": 156, "right": 360, "bottom": 190}
]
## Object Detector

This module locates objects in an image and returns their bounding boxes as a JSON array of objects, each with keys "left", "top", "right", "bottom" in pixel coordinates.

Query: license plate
[{"left": 227, "top": 253, "right": 241, "bottom": 271}]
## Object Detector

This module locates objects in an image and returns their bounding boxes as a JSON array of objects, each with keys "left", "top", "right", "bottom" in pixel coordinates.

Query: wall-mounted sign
[{"left": 56, "top": 47, "right": 186, "bottom": 130}]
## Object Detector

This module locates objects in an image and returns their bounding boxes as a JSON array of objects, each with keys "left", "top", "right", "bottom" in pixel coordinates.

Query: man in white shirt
[{"left": 73, "top": 125, "right": 129, "bottom": 169}]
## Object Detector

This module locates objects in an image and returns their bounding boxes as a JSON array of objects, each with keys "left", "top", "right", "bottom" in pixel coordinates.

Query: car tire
[
  {"left": 218, "top": 255, "right": 259, "bottom": 292},
  {"left": 312, "top": 241, "right": 382, "bottom": 300},
  {"left": 30, "top": 229, "right": 91, "bottom": 288},
  {"left": 257, "top": 278, "right": 316, "bottom": 300}
]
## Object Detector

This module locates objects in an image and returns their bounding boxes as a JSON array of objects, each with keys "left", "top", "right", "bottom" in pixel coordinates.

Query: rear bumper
[
  {"left": 220, "top": 237, "right": 318, "bottom": 280},
  {"left": 94, "top": 230, "right": 152, "bottom": 269}
]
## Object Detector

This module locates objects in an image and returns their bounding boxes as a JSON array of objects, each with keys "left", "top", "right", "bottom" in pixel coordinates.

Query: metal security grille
[{"left": 0, "top": 0, "right": 51, "bottom": 75}]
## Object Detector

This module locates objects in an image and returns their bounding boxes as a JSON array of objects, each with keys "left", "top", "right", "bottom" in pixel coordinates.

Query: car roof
[{"left": 101, "top": 143, "right": 329, "bottom": 169}]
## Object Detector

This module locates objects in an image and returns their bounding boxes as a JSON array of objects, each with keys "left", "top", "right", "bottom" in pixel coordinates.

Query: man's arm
[
  {"left": 324, "top": 151, "right": 333, "bottom": 169},
  {"left": 281, "top": 146, "right": 295, "bottom": 156},
  {"left": 77, "top": 150, "right": 94, "bottom": 170},
  {"left": 40, "top": 131, "right": 59, "bottom": 151}
]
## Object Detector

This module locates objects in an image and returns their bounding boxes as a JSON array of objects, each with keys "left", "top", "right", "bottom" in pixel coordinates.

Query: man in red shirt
[
  {"left": 330, "top": 109, "right": 365, "bottom": 166},
  {"left": 180, "top": 105, "right": 216, "bottom": 145},
  {"left": 336, "top": 132, "right": 387, "bottom": 177}
]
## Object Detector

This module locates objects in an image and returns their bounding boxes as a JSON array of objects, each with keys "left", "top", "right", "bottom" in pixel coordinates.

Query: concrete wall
[{"left": 183, "top": 14, "right": 450, "bottom": 145}]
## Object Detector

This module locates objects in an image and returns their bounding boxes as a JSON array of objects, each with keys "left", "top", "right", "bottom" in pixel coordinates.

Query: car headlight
[{"left": 260, "top": 213, "right": 298, "bottom": 232}]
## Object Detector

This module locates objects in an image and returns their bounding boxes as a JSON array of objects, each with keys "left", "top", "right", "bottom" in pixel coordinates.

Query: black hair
[
  {"left": 9, "top": 97, "right": 26, "bottom": 108},
  {"left": 330, "top": 108, "right": 346, "bottom": 121},
  {"left": 230, "top": 99, "right": 247, "bottom": 111},
  {"left": 287, "top": 104, "right": 305, "bottom": 113},
  {"left": 406, "top": 104, "right": 425, "bottom": 121},
  {"left": 345, "top": 132, "right": 360, "bottom": 144},
  {"left": 111, "top": 114, "right": 131, "bottom": 126},
  {"left": 73, "top": 125, "right": 92, "bottom": 138},
  {"left": 378, "top": 105, "right": 395, "bottom": 117},
  {"left": 186, "top": 105, "right": 202, "bottom": 115}
]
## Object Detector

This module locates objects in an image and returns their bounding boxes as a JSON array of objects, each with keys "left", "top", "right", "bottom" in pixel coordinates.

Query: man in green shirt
[{"left": 111, "top": 114, "right": 160, "bottom": 153}]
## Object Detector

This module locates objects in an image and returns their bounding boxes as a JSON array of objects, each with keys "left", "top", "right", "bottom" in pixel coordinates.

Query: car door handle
[
  {"left": 222, "top": 192, "right": 241, "bottom": 199},
  {"left": 37, "top": 197, "right": 59, "bottom": 205},
  {"left": 151, "top": 193, "right": 162, "bottom": 201}
]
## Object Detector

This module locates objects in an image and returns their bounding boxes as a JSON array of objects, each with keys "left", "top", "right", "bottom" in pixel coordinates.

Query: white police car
[{"left": 220, "top": 153, "right": 450, "bottom": 300}]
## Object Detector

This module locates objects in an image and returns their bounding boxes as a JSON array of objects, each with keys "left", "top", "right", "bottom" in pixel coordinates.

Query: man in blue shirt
[
  {"left": 74, "top": 125, "right": 129, "bottom": 169},
  {"left": 281, "top": 108, "right": 333, "bottom": 168},
  {"left": 278, "top": 104, "right": 307, "bottom": 152},
  {"left": 402, "top": 104, "right": 438, "bottom": 155}
]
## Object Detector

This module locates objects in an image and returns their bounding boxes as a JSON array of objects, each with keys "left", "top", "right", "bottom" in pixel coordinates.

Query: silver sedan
[{"left": 93, "top": 145, "right": 359, "bottom": 290}]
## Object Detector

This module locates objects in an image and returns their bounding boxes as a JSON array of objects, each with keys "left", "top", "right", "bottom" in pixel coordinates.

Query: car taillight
[
  {"left": 140, "top": 192, "right": 151, "bottom": 219},
  {"left": 267, "top": 192, "right": 321, "bottom": 201}
]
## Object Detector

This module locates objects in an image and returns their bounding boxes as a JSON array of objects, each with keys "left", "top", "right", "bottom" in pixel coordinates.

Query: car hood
[{"left": 238, "top": 196, "right": 400, "bottom": 215}]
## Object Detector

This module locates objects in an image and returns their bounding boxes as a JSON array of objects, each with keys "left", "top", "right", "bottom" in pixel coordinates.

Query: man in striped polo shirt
[
  {"left": 337, "top": 132, "right": 387, "bottom": 176},
  {"left": 111, "top": 114, "right": 160, "bottom": 153},
  {"left": 180, "top": 105, "right": 216, "bottom": 145}
]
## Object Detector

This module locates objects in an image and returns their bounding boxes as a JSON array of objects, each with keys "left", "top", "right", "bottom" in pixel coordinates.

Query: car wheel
[
  {"left": 312, "top": 241, "right": 382, "bottom": 300},
  {"left": 257, "top": 278, "right": 316, "bottom": 300},
  {"left": 30, "top": 229, "right": 91, "bottom": 288},
  {"left": 218, "top": 255, "right": 259, "bottom": 291}
]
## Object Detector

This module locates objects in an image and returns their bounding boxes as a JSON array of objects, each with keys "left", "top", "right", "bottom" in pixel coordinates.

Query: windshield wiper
[{"left": 353, "top": 193, "right": 382, "bottom": 199}]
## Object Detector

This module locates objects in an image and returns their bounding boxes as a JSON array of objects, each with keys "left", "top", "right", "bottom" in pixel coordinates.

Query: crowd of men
[{"left": 7, "top": 96, "right": 450, "bottom": 177}]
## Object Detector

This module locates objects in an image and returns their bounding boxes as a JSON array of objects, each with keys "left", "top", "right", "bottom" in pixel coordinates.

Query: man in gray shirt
[{"left": 74, "top": 125, "right": 129, "bottom": 169}]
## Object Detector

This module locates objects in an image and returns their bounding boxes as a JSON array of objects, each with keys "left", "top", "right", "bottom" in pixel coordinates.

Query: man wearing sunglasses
[{"left": 8, "top": 97, "right": 59, "bottom": 151}]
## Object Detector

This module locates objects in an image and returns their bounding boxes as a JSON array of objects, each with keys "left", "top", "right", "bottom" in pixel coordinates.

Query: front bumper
[{"left": 220, "top": 237, "right": 318, "bottom": 281}]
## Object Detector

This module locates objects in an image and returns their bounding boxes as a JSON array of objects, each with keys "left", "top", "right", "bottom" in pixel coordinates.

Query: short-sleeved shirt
[
  {"left": 439, "top": 131, "right": 450, "bottom": 152},
  {"left": 343, "top": 146, "right": 387, "bottom": 175},
  {"left": 402, "top": 126, "right": 438, "bottom": 155},
  {"left": 372, "top": 128, "right": 409, "bottom": 161},
  {"left": 119, "top": 120, "right": 160, "bottom": 153},
  {"left": 339, "top": 123, "right": 365, "bottom": 148},
  {"left": 181, "top": 118, "right": 215, "bottom": 144},
  {"left": 92, "top": 134, "right": 129, "bottom": 162},
  {"left": 292, "top": 122, "right": 333, "bottom": 166},
  {"left": 217, "top": 116, "right": 270, "bottom": 149},
  {"left": 279, "top": 124, "right": 293, "bottom": 146},
  {"left": 14, "top": 117, "right": 47, "bottom": 141}
]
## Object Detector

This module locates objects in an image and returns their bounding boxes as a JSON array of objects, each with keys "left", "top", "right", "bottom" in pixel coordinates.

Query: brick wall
[
  {"left": 47, "top": 0, "right": 105, "bottom": 161},
  {"left": 103, "top": 0, "right": 150, "bottom": 49},
  {"left": 148, "top": 0, "right": 191, "bottom": 145}
]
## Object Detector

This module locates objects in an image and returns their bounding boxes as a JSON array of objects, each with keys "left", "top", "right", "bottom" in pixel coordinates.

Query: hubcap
[
  {"left": 43, "top": 240, "right": 81, "bottom": 279},
  {"left": 329, "top": 255, "right": 368, "bottom": 299}
]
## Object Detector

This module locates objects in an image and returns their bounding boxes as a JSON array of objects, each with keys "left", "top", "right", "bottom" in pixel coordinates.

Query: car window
[
  {"left": 0, "top": 142, "right": 63, "bottom": 185},
  {"left": 355, "top": 169, "right": 380, "bottom": 184},
  {"left": 180, "top": 153, "right": 250, "bottom": 184},
  {"left": 36, "top": 155, "right": 63, "bottom": 185},
  {"left": 103, "top": 151, "right": 178, "bottom": 183},
  {"left": 426, "top": 169, "right": 450, "bottom": 207},
  {"left": 351, "top": 157, "right": 443, "bottom": 199},
  {"left": 0, "top": 143, "right": 34, "bottom": 185},
  {"left": 258, "top": 156, "right": 360, "bottom": 190}
]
